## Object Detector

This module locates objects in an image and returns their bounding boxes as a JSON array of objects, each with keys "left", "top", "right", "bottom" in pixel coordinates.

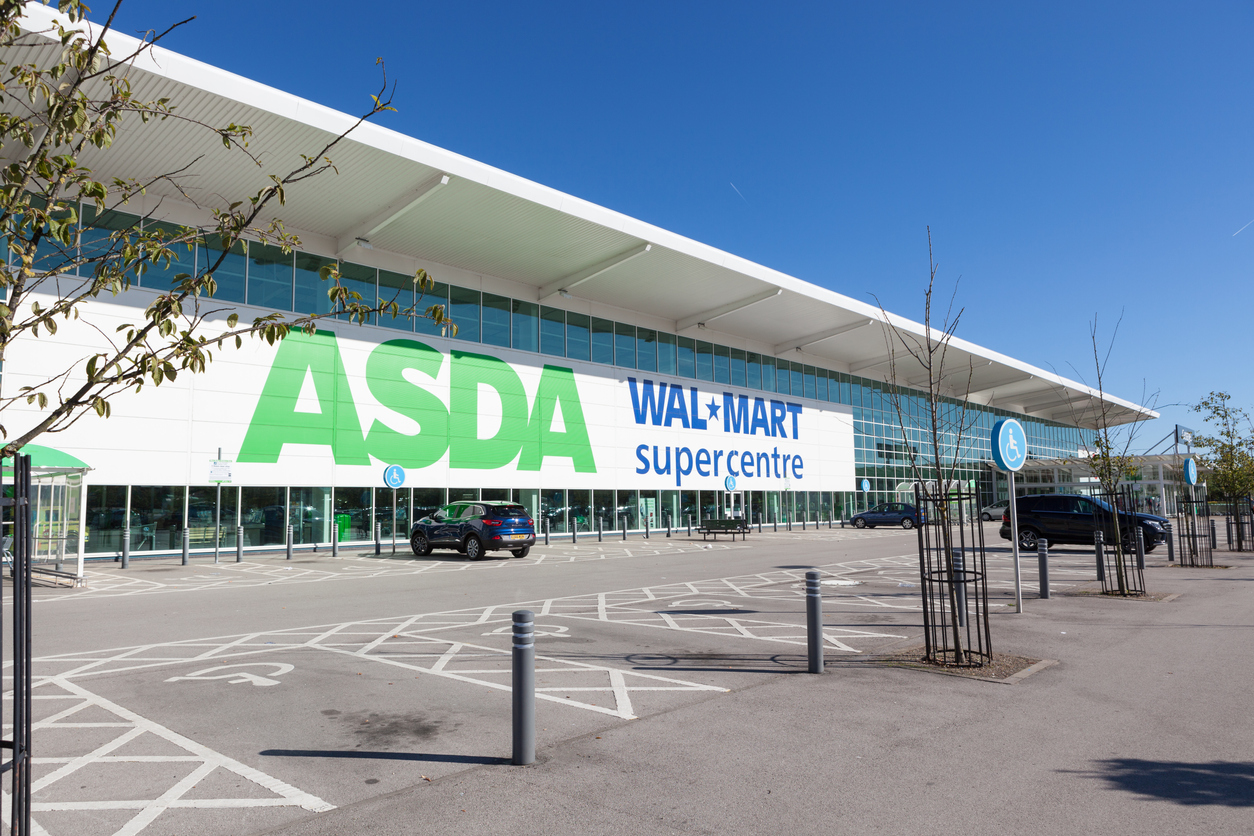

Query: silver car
[{"left": 980, "top": 500, "right": 1009, "bottom": 522}]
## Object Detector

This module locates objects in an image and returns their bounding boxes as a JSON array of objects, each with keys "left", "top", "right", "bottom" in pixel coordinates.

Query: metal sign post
[
  {"left": 991, "top": 419, "right": 1028, "bottom": 614},
  {"left": 209, "top": 450, "right": 233, "bottom": 565},
  {"left": 382, "top": 465, "right": 406, "bottom": 557}
]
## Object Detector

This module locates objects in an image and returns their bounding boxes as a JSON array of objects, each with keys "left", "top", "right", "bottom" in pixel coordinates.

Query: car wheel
[
  {"left": 410, "top": 532, "right": 431, "bottom": 557},
  {"left": 853, "top": 518, "right": 867, "bottom": 529},
  {"left": 1018, "top": 529, "right": 1039, "bottom": 551},
  {"left": 464, "top": 534, "right": 484, "bottom": 561},
  {"left": 901, "top": 517, "right": 914, "bottom": 530},
  {"left": 512, "top": 546, "right": 530, "bottom": 559},
  {"left": 981, "top": 512, "right": 992, "bottom": 522}
]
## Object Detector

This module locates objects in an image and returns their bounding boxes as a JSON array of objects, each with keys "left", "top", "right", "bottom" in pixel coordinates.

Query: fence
[{"left": 913, "top": 486, "right": 992, "bottom": 667}]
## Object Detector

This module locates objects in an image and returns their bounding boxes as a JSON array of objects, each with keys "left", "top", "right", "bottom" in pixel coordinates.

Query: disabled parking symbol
[{"left": 165, "top": 663, "right": 295, "bottom": 687}]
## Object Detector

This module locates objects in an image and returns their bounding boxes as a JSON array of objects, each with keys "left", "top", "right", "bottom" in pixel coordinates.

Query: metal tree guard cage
[
  {"left": 2, "top": 453, "right": 34, "bottom": 835},
  {"left": 1222, "top": 497, "right": 1252, "bottom": 552},
  {"left": 1091, "top": 486, "right": 1147, "bottom": 595},
  {"left": 914, "top": 486, "right": 992, "bottom": 667},
  {"left": 1176, "top": 496, "right": 1214, "bottom": 567}
]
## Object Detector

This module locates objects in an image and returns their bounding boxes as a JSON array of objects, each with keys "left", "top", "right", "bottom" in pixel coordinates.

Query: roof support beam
[
  {"left": 1017, "top": 390, "right": 1090, "bottom": 411},
  {"left": 848, "top": 353, "right": 896, "bottom": 373},
  {"left": 966, "top": 372, "right": 1035, "bottom": 400},
  {"left": 336, "top": 173, "right": 450, "bottom": 258},
  {"left": 675, "top": 287, "right": 781, "bottom": 332},
  {"left": 537, "top": 243, "right": 652, "bottom": 302},
  {"left": 773, "top": 318, "right": 873, "bottom": 355}
]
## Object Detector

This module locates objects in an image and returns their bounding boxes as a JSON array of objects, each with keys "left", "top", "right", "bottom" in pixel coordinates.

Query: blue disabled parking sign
[
  {"left": 1183, "top": 458, "right": 1198, "bottom": 486},
  {"left": 991, "top": 418, "right": 1027, "bottom": 472},
  {"left": 383, "top": 464, "right": 406, "bottom": 489}
]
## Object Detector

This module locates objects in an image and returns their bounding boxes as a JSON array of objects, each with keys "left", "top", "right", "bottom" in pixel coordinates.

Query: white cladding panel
[{"left": 9, "top": 293, "right": 854, "bottom": 492}]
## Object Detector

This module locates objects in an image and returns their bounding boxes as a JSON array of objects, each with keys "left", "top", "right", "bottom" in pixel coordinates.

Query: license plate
[{"left": 509, "top": 534, "right": 528, "bottom": 540}]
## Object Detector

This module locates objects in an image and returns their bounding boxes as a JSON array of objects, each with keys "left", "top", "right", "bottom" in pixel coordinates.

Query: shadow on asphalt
[
  {"left": 1079, "top": 759, "right": 1254, "bottom": 806},
  {"left": 259, "top": 749, "right": 508, "bottom": 765}
]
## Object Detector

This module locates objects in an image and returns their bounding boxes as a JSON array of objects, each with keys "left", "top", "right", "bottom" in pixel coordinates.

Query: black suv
[
  {"left": 410, "top": 502, "right": 536, "bottom": 560},
  {"left": 998, "top": 493, "right": 1167, "bottom": 552}
]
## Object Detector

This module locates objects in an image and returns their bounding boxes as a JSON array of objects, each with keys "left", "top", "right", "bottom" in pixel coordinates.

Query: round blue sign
[
  {"left": 382, "top": 464, "right": 406, "bottom": 489},
  {"left": 860, "top": 478, "right": 871, "bottom": 492},
  {"left": 1183, "top": 458, "right": 1198, "bottom": 486},
  {"left": 724, "top": 475, "right": 736, "bottom": 491},
  {"left": 991, "top": 418, "right": 1028, "bottom": 472}
]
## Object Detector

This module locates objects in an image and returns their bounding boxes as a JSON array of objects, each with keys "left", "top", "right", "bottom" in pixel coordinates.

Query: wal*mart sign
[{"left": 230, "top": 330, "right": 854, "bottom": 492}]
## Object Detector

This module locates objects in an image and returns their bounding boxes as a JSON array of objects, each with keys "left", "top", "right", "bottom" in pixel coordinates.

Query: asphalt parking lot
[{"left": 8, "top": 525, "right": 1254, "bottom": 835}]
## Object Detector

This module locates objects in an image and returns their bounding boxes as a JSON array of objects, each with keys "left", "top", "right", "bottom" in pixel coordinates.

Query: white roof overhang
[{"left": 12, "top": 6, "right": 1155, "bottom": 429}]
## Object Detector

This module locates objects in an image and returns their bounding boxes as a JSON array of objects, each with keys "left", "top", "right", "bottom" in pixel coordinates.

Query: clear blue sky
[{"left": 109, "top": 0, "right": 1254, "bottom": 452}]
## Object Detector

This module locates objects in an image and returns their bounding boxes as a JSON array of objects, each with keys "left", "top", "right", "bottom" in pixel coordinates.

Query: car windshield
[{"left": 489, "top": 504, "right": 529, "bottom": 516}]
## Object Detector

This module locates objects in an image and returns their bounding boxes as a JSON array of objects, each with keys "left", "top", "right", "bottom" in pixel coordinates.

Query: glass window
[
  {"left": 129, "top": 485, "right": 187, "bottom": 552},
  {"left": 481, "top": 292, "right": 511, "bottom": 347},
  {"left": 761, "top": 355, "right": 776, "bottom": 392},
  {"left": 695, "top": 341, "right": 714, "bottom": 382},
  {"left": 593, "top": 490, "right": 616, "bottom": 529},
  {"left": 730, "top": 348, "right": 746, "bottom": 387},
  {"left": 540, "top": 488, "right": 566, "bottom": 534},
  {"left": 202, "top": 234, "right": 247, "bottom": 303},
  {"left": 79, "top": 205, "right": 140, "bottom": 280},
  {"left": 412, "top": 487, "right": 446, "bottom": 519},
  {"left": 375, "top": 487, "right": 410, "bottom": 540},
  {"left": 414, "top": 281, "right": 450, "bottom": 337},
  {"left": 566, "top": 312, "right": 590, "bottom": 360},
  {"left": 615, "top": 322, "right": 636, "bottom": 368},
  {"left": 658, "top": 332, "right": 677, "bottom": 376},
  {"left": 803, "top": 365, "right": 817, "bottom": 400},
  {"left": 139, "top": 219, "right": 195, "bottom": 289},
  {"left": 617, "top": 490, "right": 638, "bottom": 528},
  {"left": 246, "top": 241, "right": 294, "bottom": 311},
  {"left": 567, "top": 489, "right": 592, "bottom": 532},
  {"left": 816, "top": 369, "right": 828, "bottom": 401},
  {"left": 637, "top": 328, "right": 657, "bottom": 373},
  {"left": 713, "top": 344, "right": 730, "bottom": 384},
  {"left": 239, "top": 486, "right": 287, "bottom": 546},
  {"left": 85, "top": 485, "right": 127, "bottom": 554},
  {"left": 677, "top": 336, "right": 696, "bottom": 378},
  {"left": 333, "top": 486, "right": 372, "bottom": 542},
  {"left": 378, "top": 269, "right": 415, "bottom": 331},
  {"left": 338, "top": 262, "right": 376, "bottom": 325},
  {"left": 776, "top": 359, "right": 791, "bottom": 394},
  {"left": 540, "top": 306, "right": 566, "bottom": 356},
  {"left": 450, "top": 286, "right": 481, "bottom": 342},
  {"left": 187, "top": 485, "right": 238, "bottom": 549},
  {"left": 290, "top": 487, "right": 332, "bottom": 545},
  {"left": 591, "top": 317, "right": 614, "bottom": 364},
  {"left": 293, "top": 251, "right": 337, "bottom": 317},
  {"left": 512, "top": 299, "right": 539, "bottom": 352},
  {"left": 791, "top": 362, "right": 804, "bottom": 397},
  {"left": 747, "top": 352, "right": 762, "bottom": 389}
]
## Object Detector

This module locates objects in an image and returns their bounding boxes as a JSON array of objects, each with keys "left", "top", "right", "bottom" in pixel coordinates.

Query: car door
[
  {"left": 430, "top": 504, "right": 463, "bottom": 545},
  {"left": 1030, "top": 496, "right": 1071, "bottom": 543}
]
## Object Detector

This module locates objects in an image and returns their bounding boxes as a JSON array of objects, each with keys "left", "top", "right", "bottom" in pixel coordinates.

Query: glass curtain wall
[
  {"left": 129, "top": 485, "right": 186, "bottom": 552},
  {"left": 291, "top": 487, "right": 332, "bottom": 544},
  {"left": 240, "top": 486, "right": 286, "bottom": 546},
  {"left": 334, "top": 487, "right": 372, "bottom": 541}
]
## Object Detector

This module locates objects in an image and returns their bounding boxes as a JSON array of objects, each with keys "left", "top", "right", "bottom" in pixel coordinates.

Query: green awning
[{"left": 2, "top": 444, "right": 90, "bottom": 471}]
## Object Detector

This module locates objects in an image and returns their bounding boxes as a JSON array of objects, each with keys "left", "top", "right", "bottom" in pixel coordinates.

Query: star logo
[{"left": 706, "top": 399, "right": 720, "bottom": 421}]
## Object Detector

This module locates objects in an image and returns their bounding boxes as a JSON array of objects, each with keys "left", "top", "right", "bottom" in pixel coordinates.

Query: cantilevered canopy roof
[{"left": 15, "top": 6, "right": 1155, "bottom": 429}]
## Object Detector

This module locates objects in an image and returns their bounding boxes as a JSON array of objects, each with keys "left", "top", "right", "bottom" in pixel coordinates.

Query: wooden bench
[{"left": 697, "top": 518, "right": 749, "bottom": 541}]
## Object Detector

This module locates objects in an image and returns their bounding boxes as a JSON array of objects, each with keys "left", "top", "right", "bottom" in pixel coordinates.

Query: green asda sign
[{"left": 239, "top": 331, "right": 597, "bottom": 472}]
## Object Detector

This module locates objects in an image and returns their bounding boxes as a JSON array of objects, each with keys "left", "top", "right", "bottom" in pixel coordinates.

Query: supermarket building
[{"left": 8, "top": 7, "right": 1154, "bottom": 564}]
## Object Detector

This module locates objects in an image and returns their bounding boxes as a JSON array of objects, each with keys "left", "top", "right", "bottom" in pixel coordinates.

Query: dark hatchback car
[
  {"left": 410, "top": 502, "right": 536, "bottom": 560},
  {"left": 850, "top": 502, "right": 926, "bottom": 530},
  {"left": 998, "top": 493, "right": 1167, "bottom": 552}
]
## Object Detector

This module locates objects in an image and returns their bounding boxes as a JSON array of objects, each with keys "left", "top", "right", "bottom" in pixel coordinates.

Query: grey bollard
[
  {"left": 544, "top": 517, "right": 549, "bottom": 547},
  {"left": 622, "top": 515, "right": 627, "bottom": 541},
  {"left": 806, "top": 571, "right": 824, "bottom": 674},
  {"left": 375, "top": 522, "right": 382, "bottom": 556},
  {"left": 788, "top": 516, "right": 792, "bottom": 532},
  {"left": 1165, "top": 522, "right": 1175, "bottom": 563},
  {"left": 1038, "top": 538, "right": 1050, "bottom": 599},
  {"left": 121, "top": 527, "right": 130, "bottom": 568},
  {"left": 667, "top": 513, "right": 672, "bottom": 538},
  {"left": 644, "top": 514, "right": 650, "bottom": 540},
  {"left": 952, "top": 549, "right": 967, "bottom": 627},
  {"left": 687, "top": 514, "right": 692, "bottom": 537},
  {"left": 182, "top": 528, "right": 190, "bottom": 566},
  {"left": 758, "top": 514, "right": 762, "bottom": 534},
  {"left": 802, "top": 515, "right": 807, "bottom": 532},
  {"left": 332, "top": 530, "right": 339, "bottom": 557},
  {"left": 511, "top": 610, "right": 536, "bottom": 766},
  {"left": 571, "top": 518, "right": 577, "bottom": 545},
  {"left": 1135, "top": 527, "right": 1145, "bottom": 570},
  {"left": 1210, "top": 519, "right": 1217, "bottom": 550},
  {"left": 1094, "top": 530, "right": 1105, "bottom": 583},
  {"left": 773, "top": 515, "right": 778, "bottom": 533},
  {"left": 1227, "top": 516, "right": 1234, "bottom": 547},
  {"left": 597, "top": 516, "right": 603, "bottom": 543},
  {"left": 287, "top": 524, "right": 294, "bottom": 561},
  {"left": 236, "top": 526, "right": 244, "bottom": 563}
]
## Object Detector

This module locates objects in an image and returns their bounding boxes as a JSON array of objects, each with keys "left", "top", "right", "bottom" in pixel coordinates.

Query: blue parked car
[
  {"left": 850, "top": 502, "right": 926, "bottom": 530},
  {"left": 410, "top": 502, "right": 536, "bottom": 560}
]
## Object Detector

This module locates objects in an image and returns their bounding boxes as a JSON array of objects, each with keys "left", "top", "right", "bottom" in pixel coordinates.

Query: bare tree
[{"left": 0, "top": 0, "right": 453, "bottom": 456}]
